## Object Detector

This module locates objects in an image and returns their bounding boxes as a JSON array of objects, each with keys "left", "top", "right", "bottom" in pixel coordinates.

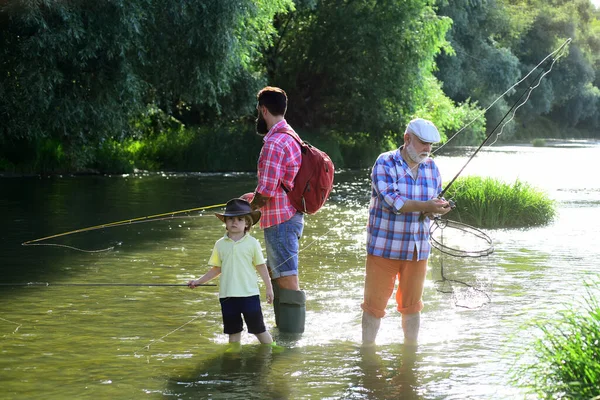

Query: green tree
[
  {"left": 526, "top": 0, "right": 600, "bottom": 130},
  {"left": 435, "top": 0, "right": 524, "bottom": 139},
  {"left": 0, "top": 1, "right": 148, "bottom": 148},
  {"left": 0, "top": 0, "right": 291, "bottom": 166},
  {"left": 139, "top": 0, "right": 292, "bottom": 125},
  {"left": 266, "top": 0, "right": 452, "bottom": 144},
  {"left": 435, "top": 0, "right": 600, "bottom": 139}
]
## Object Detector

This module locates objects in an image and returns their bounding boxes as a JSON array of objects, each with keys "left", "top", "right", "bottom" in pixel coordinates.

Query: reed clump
[
  {"left": 510, "top": 291, "right": 600, "bottom": 398},
  {"left": 531, "top": 138, "right": 546, "bottom": 147},
  {"left": 445, "top": 176, "right": 556, "bottom": 228}
]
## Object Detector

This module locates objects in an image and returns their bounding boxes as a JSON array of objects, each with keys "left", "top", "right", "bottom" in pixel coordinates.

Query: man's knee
[{"left": 274, "top": 275, "right": 299, "bottom": 290}]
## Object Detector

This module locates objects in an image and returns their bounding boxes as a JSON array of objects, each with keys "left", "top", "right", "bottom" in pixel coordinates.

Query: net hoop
[{"left": 429, "top": 218, "right": 494, "bottom": 258}]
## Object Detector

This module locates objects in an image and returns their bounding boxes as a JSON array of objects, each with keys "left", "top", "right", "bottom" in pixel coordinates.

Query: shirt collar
[
  {"left": 263, "top": 119, "right": 288, "bottom": 142},
  {"left": 223, "top": 232, "right": 249, "bottom": 242},
  {"left": 395, "top": 147, "right": 407, "bottom": 166}
]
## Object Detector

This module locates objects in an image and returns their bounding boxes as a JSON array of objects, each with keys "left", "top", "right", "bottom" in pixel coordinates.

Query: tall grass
[
  {"left": 445, "top": 176, "right": 556, "bottom": 228},
  {"left": 510, "top": 288, "right": 600, "bottom": 398}
]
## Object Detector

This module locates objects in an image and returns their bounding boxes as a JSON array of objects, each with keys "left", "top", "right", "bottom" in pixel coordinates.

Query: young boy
[{"left": 188, "top": 198, "right": 277, "bottom": 352}]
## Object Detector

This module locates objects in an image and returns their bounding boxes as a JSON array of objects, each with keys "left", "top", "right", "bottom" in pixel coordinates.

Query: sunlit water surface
[{"left": 1, "top": 142, "right": 599, "bottom": 399}]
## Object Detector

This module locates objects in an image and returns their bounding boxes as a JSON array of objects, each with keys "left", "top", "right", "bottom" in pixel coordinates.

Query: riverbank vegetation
[
  {"left": 446, "top": 176, "right": 556, "bottom": 228},
  {"left": 1, "top": 1, "right": 600, "bottom": 174},
  {"left": 510, "top": 286, "right": 600, "bottom": 398}
]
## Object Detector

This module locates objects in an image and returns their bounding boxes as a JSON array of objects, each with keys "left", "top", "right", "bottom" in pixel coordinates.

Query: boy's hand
[{"left": 265, "top": 288, "right": 274, "bottom": 304}]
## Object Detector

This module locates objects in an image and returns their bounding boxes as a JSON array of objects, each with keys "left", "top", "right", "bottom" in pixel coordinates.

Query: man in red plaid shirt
[{"left": 247, "top": 86, "right": 306, "bottom": 333}]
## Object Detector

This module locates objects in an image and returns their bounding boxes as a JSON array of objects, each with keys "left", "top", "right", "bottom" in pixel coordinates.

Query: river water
[{"left": 1, "top": 141, "right": 599, "bottom": 399}]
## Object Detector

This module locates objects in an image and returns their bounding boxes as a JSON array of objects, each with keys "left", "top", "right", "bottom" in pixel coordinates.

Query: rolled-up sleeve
[{"left": 372, "top": 160, "right": 407, "bottom": 213}]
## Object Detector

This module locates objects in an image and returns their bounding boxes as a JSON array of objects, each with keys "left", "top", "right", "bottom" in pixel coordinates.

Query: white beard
[{"left": 405, "top": 143, "right": 429, "bottom": 164}]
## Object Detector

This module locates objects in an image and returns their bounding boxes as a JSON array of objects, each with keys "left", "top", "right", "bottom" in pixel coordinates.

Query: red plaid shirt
[{"left": 255, "top": 119, "right": 302, "bottom": 229}]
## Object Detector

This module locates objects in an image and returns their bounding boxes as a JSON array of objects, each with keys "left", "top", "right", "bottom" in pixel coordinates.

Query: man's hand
[
  {"left": 421, "top": 198, "right": 452, "bottom": 220},
  {"left": 240, "top": 192, "right": 254, "bottom": 203},
  {"left": 250, "top": 192, "right": 270, "bottom": 210},
  {"left": 425, "top": 198, "right": 452, "bottom": 216}
]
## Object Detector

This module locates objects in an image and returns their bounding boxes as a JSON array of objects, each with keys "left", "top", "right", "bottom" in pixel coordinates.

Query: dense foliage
[
  {"left": 266, "top": 0, "right": 451, "bottom": 142},
  {"left": 0, "top": 0, "right": 290, "bottom": 170},
  {"left": 1, "top": 0, "right": 599, "bottom": 173},
  {"left": 436, "top": 0, "right": 600, "bottom": 140}
]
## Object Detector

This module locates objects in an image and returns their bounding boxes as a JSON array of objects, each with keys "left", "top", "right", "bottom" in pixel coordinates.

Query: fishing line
[
  {"left": 133, "top": 314, "right": 203, "bottom": 357},
  {"left": 434, "top": 38, "right": 572, "bottom": 154},
  {"left": 415, "top": 38, "right": 572, "bottom": 207},
  {"left": 436, "top": 38, "right": 571, "bottom": 199},
  {"left": 0, "top": 316, "right": 22, "bottom": 334},
  {"left": 0, "top": 282, "right": 215, "bottom": 287}
]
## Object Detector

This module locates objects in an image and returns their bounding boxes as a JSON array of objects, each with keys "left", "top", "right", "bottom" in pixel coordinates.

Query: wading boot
[
  {"left": 277, "top": 288, "right": 306, "bottom": 333},
  {"left": 361, "top": 311, "right": 381, "bottom": 347},
  {"left": 402, "top": 312, "right": 420, "bottom": 347}
]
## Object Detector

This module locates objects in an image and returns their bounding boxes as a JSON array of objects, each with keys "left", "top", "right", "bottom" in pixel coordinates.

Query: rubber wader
[{"left": 272, "top": 281, "right": 306, "bottom": 333}]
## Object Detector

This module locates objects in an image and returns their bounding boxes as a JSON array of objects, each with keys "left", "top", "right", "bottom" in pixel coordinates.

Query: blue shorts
[
  {"left": 264, "top": 212, "right": 304, "bottom": 279},
  {"left": 219, "top": 295, "right": 266, "bottom": 335}
]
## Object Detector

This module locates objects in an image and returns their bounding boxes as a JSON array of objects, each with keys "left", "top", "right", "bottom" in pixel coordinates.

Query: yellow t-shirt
[{"left": 208, "top": 233, "right": 266, "bottom": 298}]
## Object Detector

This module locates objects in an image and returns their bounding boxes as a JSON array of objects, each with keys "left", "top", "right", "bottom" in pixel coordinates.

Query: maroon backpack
[{"left": 281, "top": 130, "right": 335, "bottom": 215}]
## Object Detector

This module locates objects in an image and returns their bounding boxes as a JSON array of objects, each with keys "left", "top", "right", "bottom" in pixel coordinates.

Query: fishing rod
[
  {"left": 437, "top": 73, "right": 540, "bottom": 199},
  {"left": 21, "top": 202, "right": 227, "bottom": 250},
  {"left": 438, "top": 38, "right": 571, "bottom": 199},
  {"left": 418, "top": 38, "right": 572, "bottom": 222},
  {"left": 0, "top": 282, "right": 215, "bottom": 287}
]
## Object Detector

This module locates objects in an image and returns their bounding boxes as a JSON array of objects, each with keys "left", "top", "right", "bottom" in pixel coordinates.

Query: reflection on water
[{"left": 1, "top": 142, "right": 600, "bottom": 399}]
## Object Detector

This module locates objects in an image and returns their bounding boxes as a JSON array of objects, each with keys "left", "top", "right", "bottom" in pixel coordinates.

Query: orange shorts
[{"left": 361, "top": 254, "right": 427, "bottom": 318}]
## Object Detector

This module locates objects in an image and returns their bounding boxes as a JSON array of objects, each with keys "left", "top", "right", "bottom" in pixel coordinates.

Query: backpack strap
[
  {"left": 272, "top": 125, "right": 303, "bottom": 193},
  {"left": 276, "top": 126, "right": 303, "bottom": 146}
]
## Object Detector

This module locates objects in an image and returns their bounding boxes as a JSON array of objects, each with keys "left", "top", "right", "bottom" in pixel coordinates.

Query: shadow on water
[
  {"left": 163, "top": 335, "right": 423, "bottom": 400},
  {"left": 344, "top": 345, "right": 422, "bottom": 400},
  {"left": 164, "top": 344, "right": 293, "bottom": 399}
]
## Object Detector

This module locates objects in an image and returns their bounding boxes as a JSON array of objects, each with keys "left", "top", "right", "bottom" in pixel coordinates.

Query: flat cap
[{"left": 405, "top": 118, "right": 441, "bottom": 143}]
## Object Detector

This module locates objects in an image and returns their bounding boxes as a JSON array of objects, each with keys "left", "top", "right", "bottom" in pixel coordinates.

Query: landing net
[{"left": 429, "top": 218, "right": 494, "bottom": 309}]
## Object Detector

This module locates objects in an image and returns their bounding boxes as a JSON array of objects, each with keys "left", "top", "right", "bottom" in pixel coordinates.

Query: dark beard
[{"left": 255, "top": 116, "right": 268, "bottom": 136}]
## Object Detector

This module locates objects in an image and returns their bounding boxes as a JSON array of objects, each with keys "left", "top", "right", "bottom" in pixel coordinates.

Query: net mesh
[{"left": 428, "top": 218, "right": 494, "bottom": 309}]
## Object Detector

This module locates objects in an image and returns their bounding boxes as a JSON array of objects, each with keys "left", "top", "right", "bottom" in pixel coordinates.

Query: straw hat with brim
[{"left": 215, "top": 198, "right": 261, "bottom": 226}]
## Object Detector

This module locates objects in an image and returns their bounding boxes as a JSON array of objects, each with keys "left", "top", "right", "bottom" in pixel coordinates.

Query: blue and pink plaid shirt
[
  {"left": 255, "top": 119, "right": 302, "bottom": 229},
  {"left": 367, "top": 147, "right": 443, "bottom": 260}
]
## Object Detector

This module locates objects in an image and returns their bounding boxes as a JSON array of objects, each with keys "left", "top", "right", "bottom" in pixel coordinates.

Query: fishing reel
[
  {"left": 443, "top": 198, "right": 456, "bottom": 209},
  {"left": 419, "top": 197, "right": 456, "bottom": 222}
]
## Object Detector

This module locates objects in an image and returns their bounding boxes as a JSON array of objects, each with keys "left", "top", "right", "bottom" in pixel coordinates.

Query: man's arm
[{"left": 399, "top": 198, "right": 450, "bottom": 214}]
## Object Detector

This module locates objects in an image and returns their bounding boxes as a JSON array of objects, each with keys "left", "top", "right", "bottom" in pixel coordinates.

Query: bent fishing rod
[
  {"left": 418, "top": 38, "right": 571, "bottom": 221},
  {"left": 440, "top": 38, "right": 570, "bottom": 201}
]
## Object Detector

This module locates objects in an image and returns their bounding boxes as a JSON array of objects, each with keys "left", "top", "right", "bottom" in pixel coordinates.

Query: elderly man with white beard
[{"left": 361, "top": 118, "right": 452, "bottom": 348}]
